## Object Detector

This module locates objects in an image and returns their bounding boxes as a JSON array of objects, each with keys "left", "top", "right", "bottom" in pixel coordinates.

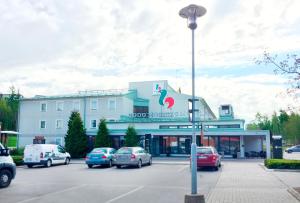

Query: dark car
[
  {"left": 85, "top": 148, "right": 116, "bottom": 168},
  {"left": 285, "top": 145, "right": 300, "bottom": 153}
]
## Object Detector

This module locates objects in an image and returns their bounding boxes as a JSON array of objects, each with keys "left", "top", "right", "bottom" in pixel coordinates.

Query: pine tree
[
  {"left": 124, "top": 126, "right": 139, "bottom": 147},
  {"left": 65, "top": 111, "right": 87, "bottom": 158},
  {"left": 95, "top": 119, "right": 111, "bottom": 147}
]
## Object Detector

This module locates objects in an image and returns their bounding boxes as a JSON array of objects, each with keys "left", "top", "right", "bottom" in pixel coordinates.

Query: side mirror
[{"left": 0, "top": 148, "right": 10, "bottom": 156}]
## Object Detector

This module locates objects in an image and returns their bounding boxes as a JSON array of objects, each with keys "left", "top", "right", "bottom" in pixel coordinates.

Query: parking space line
[
  {"left": 16, "top": 184, "right": 87, "bottom": 203},
  {"left": 105, "top": 186, "right": 144, "bottom": 203}
]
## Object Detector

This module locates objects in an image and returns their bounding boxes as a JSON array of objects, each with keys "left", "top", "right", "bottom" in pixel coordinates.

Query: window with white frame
[
  {"left": 56, "top": 119, "right": 63, "bottom": 129},
  {"left": 73, "top": 100, "right": 80, "bottom": 111},
  {"left": 41, "top": 103, "right": 47, "bottom": 112},
  {"left": 90, "top": 119, "right": 97, "bottom": 128},
  {"left": 108, "top": 99, "right": 116, "bottom": 111},
  {"left": 90, "top": 99, "right": 98, "bottom": 110},
  {"left": 40, "top": 120, "right": 46, "bottom": 129},
  {"left": 55, "top": 137, "right": 62, "bottom": 145},
  {"left": 56, "top": 101, "right": 64, "bottom": 111}
]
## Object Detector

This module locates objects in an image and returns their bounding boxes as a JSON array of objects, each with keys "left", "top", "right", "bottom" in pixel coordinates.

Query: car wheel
[
  {"left": 148, "top": 158, "right": 152, "bottom": 166},
  {"left": 137, "top": 160, "right": 142, "bottom": 168},
  {"left": 88, "top": 164, "right": 93, "bottom": 168},
  {"left": 27, "top": 164, "right": 33, "bottom": 168},
  {"left": 116, "top": 165, "right": 122, "bottom": 169},
  {"left": 64, "top": 158, "right": 70, "bottom": 165},
  {"left": 0, "top": 170, "right": 12, "bottom": 188},
  {"left": 45, "top": 159, "right": 52, "bottom": 168}
]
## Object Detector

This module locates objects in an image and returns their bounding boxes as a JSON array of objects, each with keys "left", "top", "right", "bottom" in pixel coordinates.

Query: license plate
[{"left": 198, "top": 156, "right": 206, "bottom": 159}]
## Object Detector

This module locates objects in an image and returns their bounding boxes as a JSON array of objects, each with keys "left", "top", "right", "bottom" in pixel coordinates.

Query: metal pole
[{"left": 191, "top": 28, "right": 197, "bottom": 194}]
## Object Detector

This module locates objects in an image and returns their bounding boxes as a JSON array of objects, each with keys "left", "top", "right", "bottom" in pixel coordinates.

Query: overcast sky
[{"left": 0, "top": 0, "right": 299, "bottom": 123}]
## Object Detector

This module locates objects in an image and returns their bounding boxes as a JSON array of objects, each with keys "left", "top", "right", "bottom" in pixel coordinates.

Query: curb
[
  {"left": 287, "top": 188, "right": 300, "bottom": 202},
  {"left": 258, "top": 163, "right": 300, "bottom": 172}
]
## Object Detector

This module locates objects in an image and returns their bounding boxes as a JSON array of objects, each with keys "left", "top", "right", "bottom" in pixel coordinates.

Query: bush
[
  {"left": 265, "top": 159, "right": 300, "bottom": 169},
  {"left": 9, "top": 147, "right": 24, "bottom": 156},
  {"left": 12, "top": 155, "right": 23, "bottom": 166}
]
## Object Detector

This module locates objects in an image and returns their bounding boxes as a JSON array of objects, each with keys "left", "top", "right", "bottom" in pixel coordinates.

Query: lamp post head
[{"left": 179, "top": 4, "right": 206, "bottom": 30}]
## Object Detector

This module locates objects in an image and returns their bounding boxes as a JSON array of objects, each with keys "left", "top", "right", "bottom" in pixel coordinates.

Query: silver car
[{"left": 113, "top": 147, "right": 152, "bottom": 168}]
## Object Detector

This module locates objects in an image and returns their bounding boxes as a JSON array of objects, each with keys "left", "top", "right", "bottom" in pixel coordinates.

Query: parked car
[
  {"left": 196, "top": 146, "right": 221, "bottom": 171},
  {"left": 85, "top": 147, "right": 116, "bottom": 168},
  {"left": 285, "top": 145, "right": 300, "bottom": 153},
  {"left": 0, "top": 142, "right": 16, "bottom": 188},
  {"left": 113, "top": 147, "right": 152, "bottom": 168},
  {"left": 23, "top": 144, "right": 71, "bottom": 168}
]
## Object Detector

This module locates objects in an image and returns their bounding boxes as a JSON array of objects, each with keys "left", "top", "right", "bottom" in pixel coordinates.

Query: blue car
[{"left": 85, "top": 148, "right": 116, "bottom": 168}]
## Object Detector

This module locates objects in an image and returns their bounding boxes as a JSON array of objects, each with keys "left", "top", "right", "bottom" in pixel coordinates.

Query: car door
[
  {"left": 57, "top": 146, "right": 66, "bottom": 164},
  {"left": 140, "top": 149, "right": 147, "bottom": 163}
]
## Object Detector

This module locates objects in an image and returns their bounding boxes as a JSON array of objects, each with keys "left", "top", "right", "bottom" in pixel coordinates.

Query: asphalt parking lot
[{"left": 0, "top": 160, "right": 221, "bottom": 203}]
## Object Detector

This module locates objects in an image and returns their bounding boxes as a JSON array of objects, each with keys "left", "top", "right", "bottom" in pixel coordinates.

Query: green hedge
[
  {"left": 9, "top": 147, "right": 24, "bottom": 156},
  {"left": 12, "top": 155, "right": 23, "bottom": 166},
  {"left": 265, "top": 159, "right": 300, "bottom": 169}
]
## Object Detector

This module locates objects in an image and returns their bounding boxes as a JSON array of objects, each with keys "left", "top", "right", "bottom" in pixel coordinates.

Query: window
[
  {"left": 41, "top": 103, "right": 47, "bottom": 112},
  {"left": 133, "top": 106, "right": 149, "bottom": 115},
  {"left": 91, "top": 99, "right": 98, "bottom": 110},
  {"left": 56, "top": 101, "right": 64, "bottom": 111},
  {"left": 108, "top": 99, "right": 116, "bottom": 111},
  {"left": 55, "top": 138, "right": 62, "bottom": 146},
  {"left": 90, "top": 119, "right": 97, "bottom": 128},
  {"left": 40, "top": 120, "right": 46, "bottom": 129},
  {"left": 73, "top": 101, "right": 80, "bottom": 111},
  {"left": 56, "top": 119, "right": 63, "bottom": 129}
]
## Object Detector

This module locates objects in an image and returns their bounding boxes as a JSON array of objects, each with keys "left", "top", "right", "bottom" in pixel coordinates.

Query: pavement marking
[
  {"left": 177, "top": 165, "right": 189, "bottom": 172},
  {"left": 16, "top": 184, "right": 87, "bottom": 203},
  {"left": 105, "top": 186, "right": 144, "bottom": 203}
]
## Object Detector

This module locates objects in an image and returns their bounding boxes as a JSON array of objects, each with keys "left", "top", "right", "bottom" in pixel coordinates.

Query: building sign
[
  {"left": 158, "top": 89, "right": 174, "bottom": 109},
  {"left": 152, "top": 82, "right": 165, "bottom": 95},
  {"left": 129, "top": 112, "right": 187, "bottom": 118}
]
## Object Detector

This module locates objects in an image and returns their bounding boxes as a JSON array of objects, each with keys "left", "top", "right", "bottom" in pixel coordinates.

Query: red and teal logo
[{"left": 159, "top": 89, "right": 175, "bottom": 109}]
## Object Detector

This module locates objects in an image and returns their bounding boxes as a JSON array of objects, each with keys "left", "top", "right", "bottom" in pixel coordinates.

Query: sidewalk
[{"left": 206, "top": 160, "right": 299, "bottom": 203}]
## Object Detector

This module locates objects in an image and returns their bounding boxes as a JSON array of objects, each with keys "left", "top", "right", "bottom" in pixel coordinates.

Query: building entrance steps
[{"left": 206, "top": 160, "right": 299, "bottom": 203}]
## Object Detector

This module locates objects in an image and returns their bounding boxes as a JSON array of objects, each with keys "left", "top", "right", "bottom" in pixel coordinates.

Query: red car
[{"left": 196, "top": 146, "right": 221, "bottom": 171}]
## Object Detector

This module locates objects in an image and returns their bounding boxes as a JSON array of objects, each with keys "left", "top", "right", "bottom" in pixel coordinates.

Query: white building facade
[{"left": 18, "top": 80, "right": 271, "bottom": 158}]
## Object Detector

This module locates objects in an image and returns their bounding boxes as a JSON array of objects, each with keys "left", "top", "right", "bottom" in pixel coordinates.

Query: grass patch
[{"left": 265, "top": 159, "right": 300, "bottom": 169}]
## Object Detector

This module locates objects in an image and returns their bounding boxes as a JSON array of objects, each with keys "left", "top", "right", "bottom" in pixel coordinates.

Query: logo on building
[
  {"left": 158, "top": 89, "right": 175, "bottom": 109},
  {"left": 153, "top": 82, "right": 165, "bottom": 95}
]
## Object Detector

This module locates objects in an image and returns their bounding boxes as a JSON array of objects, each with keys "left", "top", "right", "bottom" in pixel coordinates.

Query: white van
[
  {"left": 0, "top": 142, "right": 16, "bottom": 188},
  {"left": 23, "top": 144, "right": 71, "bottom": 168}
]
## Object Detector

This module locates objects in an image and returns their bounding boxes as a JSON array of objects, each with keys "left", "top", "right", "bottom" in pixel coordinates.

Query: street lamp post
[{"left": 179, "top": 4, "right": 206, "bottom": 203}]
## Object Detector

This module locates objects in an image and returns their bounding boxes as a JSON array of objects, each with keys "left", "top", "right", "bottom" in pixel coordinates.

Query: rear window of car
[
  {"left": 197, "top": 148, "right": 213, "bottom": 154},
  {"left": 92, "top": 148, "right": 107, "bottom": 153},
  {"left": 117, "top": 148, "right": 132, "bottom": 154}
]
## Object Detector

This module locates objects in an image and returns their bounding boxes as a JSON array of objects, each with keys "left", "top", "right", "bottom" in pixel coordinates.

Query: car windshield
[
  {"left": 91, "top": 148, "right": 107, "bottom": 153},
  {"left": 116, "top": 148, "right": 132, "bottom": 154},
  {"left": 197, "top": 148, "right": 212, "bottom": 154}
]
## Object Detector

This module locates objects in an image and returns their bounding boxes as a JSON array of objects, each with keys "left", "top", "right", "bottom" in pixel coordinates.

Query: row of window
[
  {"left": 40, "top": 99, "right": 117, "bottom": 112},
  {"left": 39, "top": 119, "right": 100, "bottom": 129},
  {"left": 159, "top": 124, "right": 241, "bottom": 129}
]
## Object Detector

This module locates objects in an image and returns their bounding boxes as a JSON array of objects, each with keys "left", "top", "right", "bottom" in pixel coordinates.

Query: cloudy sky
[{"left": 0, "top": 0, "right": 299, "bottom": 123}]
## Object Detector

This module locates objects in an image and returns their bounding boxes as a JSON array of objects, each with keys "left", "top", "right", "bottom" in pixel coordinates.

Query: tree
[
  {"left": 271, "top": 112, "right": 281, "bottom": 135},
  {"left": 5, "top": 86, "right": 21, "bottom": 130},
  {"left": 283, "top": 113, "right": 300, "bottom": 145},
  {"left": 0, "top": 100, "right": 13, "bottom": 130},
  {"left": 65, "top": 111, "right": 87, "bottom": 158},
  {"left": 95, "top": 119, "right": 111, "bottom": 147},
  {"left": 124, "top": 126, "right": 139, "bottom": 147}
]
